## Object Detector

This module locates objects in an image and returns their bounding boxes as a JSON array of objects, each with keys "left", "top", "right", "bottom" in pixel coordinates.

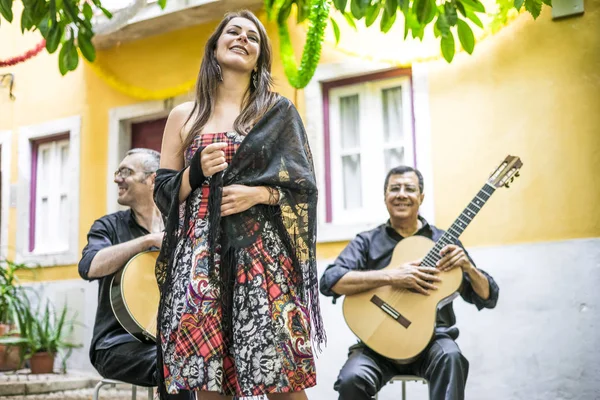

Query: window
[
  {"left": 17, "top": 116, "right": 80, "bottom": 266},
  {"left": 30, "top": 137, "right": 70, "bottom": 253},
  {"left": 327, "top": 76, "right": 415, "bottom": 224}
]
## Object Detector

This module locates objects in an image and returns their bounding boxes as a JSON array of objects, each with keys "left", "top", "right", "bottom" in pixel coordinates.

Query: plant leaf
[
  {"left": 100, "top": 6, "right": 113, "bottom": 19},
  {"left": 45, "top": 24, "right": 63, "bottom": 53},
  {"left": 541, "top": 0, "right": 551, "bottom": 5},
  {"left": 343, "top": 11, "right": 358, "bottom": 30},
  {"left": 333, "top": 0, "right": 347, "bottom": 12},
  {"left": 444, "top": 2, "right": 458, "bottom": 25},
  {"left": 440, "top": 30, "right": 455, "bottom": 62},
  {"left": 380, "top": 6, "right": 397, "bottom": 33},
  {"left": 385, "top": 0, "right": 398, "bottom": 16},
  {"left": 458, "top": 0, "right": 485, "bottom": 12},
  {"left": 414, "top": 0, "right": 436, "bottom": 24},
  {"left": 435, "top": 13, "right": 450, "bottom": 37},
  {"left": 514, "top": 0, "right": 524, "bottom": 9},
  {"left": 465, "top": 10, "right": 483, "bottom": 27},
  {"left": 0, "top": 0, "right": 14, "bottom": 22},
  {"left": 158, "top": 0, "right": 167, "bottom": 9},
  {"left": 83, "top": 3, "right": 93, "bottom": 20},
  {"left": 457, "top": 18, "right": 474, "bottom": 54},
  {"left": 78, "top": 31, "right": 96, "bottom": 62},
  {"left": 350, "top": 0, "right": 368, "bottom": 19},
  {"left": 525, "top": 0, "right": 542, "bottom": 18},
  {"left": 365, "top": 1, "right": 382, "bottom": 27},
  {"left": 456, "top": 1, "right": 466, "bottom": 16},
  {"left": 330, "top": 17, "right": 341, "bottom": 44}
]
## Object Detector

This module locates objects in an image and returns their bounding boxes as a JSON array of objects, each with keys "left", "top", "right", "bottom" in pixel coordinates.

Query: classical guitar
[
  {"left": 110, "top": 250, "right": 160, "bottom": 343},
  {"left": 342, "top": 155, "right": 522, "bottom": 362}
]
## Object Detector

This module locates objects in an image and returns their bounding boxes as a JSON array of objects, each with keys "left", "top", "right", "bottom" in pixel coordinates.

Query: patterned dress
[{"left": 159, "top": 132, "right": 316, "bottom": 397}]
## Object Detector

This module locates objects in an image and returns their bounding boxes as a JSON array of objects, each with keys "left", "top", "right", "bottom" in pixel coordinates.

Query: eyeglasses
[{"left": 114, "top": 167, "right": 153, "bottom": 179}]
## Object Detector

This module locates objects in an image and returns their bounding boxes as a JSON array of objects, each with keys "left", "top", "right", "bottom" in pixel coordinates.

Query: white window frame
[
  {"left": 0, "top": 130, "right": 12, "bottom": 260},
  {"left": 33, "top": 139, "right": 71, "bottom": 255},
  {"left": 16, "top": 116, "right": 81, "bottom": 266},
  {"left": 328, "top": 77, "right": 415, "bottom": 225},
  {"left": 304, "top": 61, "right": 435, "bottom": 242}
]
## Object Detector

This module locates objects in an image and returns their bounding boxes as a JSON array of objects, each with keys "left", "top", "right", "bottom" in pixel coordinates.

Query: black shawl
[{"left": 153, "top": 96, "right": 325, "bottom": 398}]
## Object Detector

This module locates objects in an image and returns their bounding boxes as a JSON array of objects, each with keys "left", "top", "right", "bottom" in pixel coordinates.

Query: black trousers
[
  {"left": 334, "top": 332, "right": 469, "bottom": 400},
  {"left": 91, "top": 341, "right": 193, "bottom": 400}
]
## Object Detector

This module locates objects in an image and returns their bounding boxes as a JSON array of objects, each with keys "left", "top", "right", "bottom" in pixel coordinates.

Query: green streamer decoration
[{"left": 267, "top": 0, "right": 331, "bottom": 89}]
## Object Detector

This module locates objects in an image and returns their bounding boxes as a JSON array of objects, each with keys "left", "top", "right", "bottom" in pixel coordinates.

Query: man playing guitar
[
  {"left": 78, "top": 148, "right": 191, "bottom": 399},
  {"left": 319, "top": 165, "right": 500, "bottom": 400}
]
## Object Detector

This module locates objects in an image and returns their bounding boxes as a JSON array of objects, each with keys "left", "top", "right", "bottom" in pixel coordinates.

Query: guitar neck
[{"left": 422, "top": 183, "right": 496, "bottom": 268}]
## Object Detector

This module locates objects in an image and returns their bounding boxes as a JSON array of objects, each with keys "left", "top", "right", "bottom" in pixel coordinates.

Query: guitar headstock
[{"left": 488, "top": 155, "right": 523, "bottom": 189}]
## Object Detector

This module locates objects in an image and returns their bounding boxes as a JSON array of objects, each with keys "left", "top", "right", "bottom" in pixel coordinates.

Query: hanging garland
[
  {"left": 277, "top": 0, "right": 331, "bottom": 89},
  {"left": 0, "top": 40, "right": 46, "bottom": 67},
  {"left": 85, "top": 58, "right": 196, "bottom": 100}
]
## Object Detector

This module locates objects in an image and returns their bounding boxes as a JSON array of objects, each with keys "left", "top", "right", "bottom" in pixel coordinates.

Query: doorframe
[{"left": 106, "top": 96, "right": 189, "bottom": 214}]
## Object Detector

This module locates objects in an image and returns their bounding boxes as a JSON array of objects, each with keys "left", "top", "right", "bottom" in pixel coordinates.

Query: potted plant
[
  {"left": 0, "top": 260, "right": 30, "bottom": 371},
  {"left": 0, "top": 299, "right": 81, "bottom": 374}
]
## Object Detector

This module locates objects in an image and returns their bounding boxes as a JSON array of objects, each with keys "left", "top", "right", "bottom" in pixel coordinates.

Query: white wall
[{"left": 310, "top": 238, "right": 600, "bottom": 400}]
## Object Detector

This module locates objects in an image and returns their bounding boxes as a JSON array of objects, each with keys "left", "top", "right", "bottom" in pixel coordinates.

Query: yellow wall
[
  {"left": 1, "top": 4, "right": 599, "bottom": 281},
  {"left": 425, "top": 4, "right": 600, "bottom": 246}
]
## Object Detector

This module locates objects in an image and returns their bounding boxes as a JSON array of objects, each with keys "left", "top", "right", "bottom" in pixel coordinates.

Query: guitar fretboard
[{"left": 421, "top": 183, "right": 496, "bottom": 268}]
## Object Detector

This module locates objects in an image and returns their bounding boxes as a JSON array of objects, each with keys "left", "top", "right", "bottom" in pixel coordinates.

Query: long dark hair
[{"left": 180, "top": 10, "right": 279, "bottom": 153}]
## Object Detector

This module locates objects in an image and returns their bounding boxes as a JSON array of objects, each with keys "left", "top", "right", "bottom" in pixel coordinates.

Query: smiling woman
[{"left": 153, "top": 9, "right": 324, "bottom": 400}]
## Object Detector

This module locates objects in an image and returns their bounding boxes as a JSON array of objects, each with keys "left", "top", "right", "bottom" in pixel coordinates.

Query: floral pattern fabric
[{"left": 159, "top": 132, "right": 316, "bottom": 397}]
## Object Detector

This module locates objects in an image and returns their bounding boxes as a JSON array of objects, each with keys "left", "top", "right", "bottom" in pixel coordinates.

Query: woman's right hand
[{"left": 200, "top": 142, "right": 228, "bottom": 176}]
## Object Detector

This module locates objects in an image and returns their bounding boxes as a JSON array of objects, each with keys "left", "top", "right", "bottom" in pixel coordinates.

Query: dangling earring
[
  {"left": 252, "top": 69, "right": 258, "bottom": 88},
  {"left": 216, "top": 63, "right": 223, "bottom": 82}
]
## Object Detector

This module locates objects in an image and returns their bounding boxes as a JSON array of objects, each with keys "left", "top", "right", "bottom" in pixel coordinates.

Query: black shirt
[
  {"left": 79, "top": 209, "right": 149, "bottom": 351},
  {"left": 319, "top": 217, "right": 499, "bottom": 335}
]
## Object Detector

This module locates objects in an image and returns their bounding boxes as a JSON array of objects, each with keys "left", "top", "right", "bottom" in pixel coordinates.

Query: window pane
[
  {"left": 38, "top": 197, "right": 49, "bottom": 249},
  {"left": 382, "top": 87, "right": 404, "bottom": 143},
  {"left": 58, "top": 194, "right": 69, "bottom": 250},
  {"left": 384, "top": 147, "right": 405, "bottom": 172},
  {"left": 59, "top": 145, "right": 69, "bottom": 188},
  {"left": 340, "top": 95, "right": 360, "bottom": 149},
  {"left": 38, "top": 147, "right": 51, "bottom": 192},
  {"left": 342, "top": 154, "right": 362, "bottom": 210}
]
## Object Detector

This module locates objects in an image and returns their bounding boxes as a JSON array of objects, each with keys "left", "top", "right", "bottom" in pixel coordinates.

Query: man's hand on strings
[{"left": 437, "top": 245, "right": 474, "bottom": 273}]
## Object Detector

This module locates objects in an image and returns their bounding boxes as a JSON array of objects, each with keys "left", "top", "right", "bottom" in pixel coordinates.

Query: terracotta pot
[
  {"left": 30, "top": 352, "right": 55, "bottom": 374},
  {"left": 0, "top": 323, "right": 23, "bottom": 372}
]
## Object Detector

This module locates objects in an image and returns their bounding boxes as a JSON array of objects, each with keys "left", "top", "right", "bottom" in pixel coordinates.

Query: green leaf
[
  {"left": 78, "top": 31, "right": 96, "bottom": 62},
  {"left": 0, "top": 0, "right": 14, "bottom": 22},
  {"left": 444, "top": 2, "right": 458, "bottom": 25},
  {"left": 297, "top": 0, "right": 311, "bottom": 22},
  {"left": 440, "top": 31, "right": 455, "bottom": 62},
  {"left": 45, "top": 24, "right": 62, "bottom": 53},
  {"left": 385, "top": 0, "right": 398, "bottom": 16},
  {"left": 365, "top": 1, "right": 382, "bottom": 27},
  {"left": 333, "top": 0, "right": 347, "bottom": 12},
  {"left": 458, "top": 0, "right": 485, "bottom": 12},
  {"left": 380, "top": 6, "right": 397, "bottom": 33},
  {"left": 525, "top": 0, "right": 542, "bottom": 18},
  {"left": 456, "top": 18, "right": 474, "bottom": 54},
  {"left": 514, "top": 0, "right": 524, "bottom": 9},
  {"left": 330, "top": 17, "right": 341, "bottom": 44},
  {"left": 20, "top": 7, "right": 33, "bottom": 32},
  {"left": 414, "top": 0, "right": 436, "bottom": 24},
  {"left": 465, "top": 10, "right": 483, "bottom": 27},
  {"left": 83, "top": 3, "right": 93, "bottom": 20},
  {"left": 541, "top": 0, "right": 551, "bottom": 5},
  {"left": 59, "top": 37, "right": 78, "bottom": 75},
  {"left": 158, "top": 0, "right": 167, "bottom": 9},
  {"left": 435, "top": 13, "right": 450, "bottom": 37},
  {"left": 100, "top": 6, "right": 113, "bottom": 19},
  {"left": 343, "top": 11, "right": 358, "bottom": 30},
  {"left": 351, "top": 0, "right": 369, "bottom": 19},
  {"left": 456, "top": 1, "right": 466, "bottom": 16}
]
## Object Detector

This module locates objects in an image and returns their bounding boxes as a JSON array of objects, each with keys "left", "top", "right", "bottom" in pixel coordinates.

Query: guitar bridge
[{"left": 371, "top": 295, "right": 411, "bottom": 329}]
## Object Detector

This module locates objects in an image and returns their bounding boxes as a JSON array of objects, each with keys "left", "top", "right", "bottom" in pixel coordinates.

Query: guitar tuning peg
[
  {"left": 505, "top": 183, "right": 510, "bottom": 188},
  {"left": 515, "top": 172, "right": 520, "bottom": 177},
  {"left": 510, "top": 177, "right": 515, "bottom": 183}
]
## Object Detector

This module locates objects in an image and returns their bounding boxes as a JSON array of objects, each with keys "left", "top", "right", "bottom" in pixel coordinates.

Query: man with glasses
[{"left": 79, "top": 148, "right": 191, "bottom": 399}]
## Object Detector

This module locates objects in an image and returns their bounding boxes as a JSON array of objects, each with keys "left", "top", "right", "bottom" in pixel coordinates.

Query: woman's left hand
[{"left": 221, "top": 184, "right": 265, "bottom": 217}]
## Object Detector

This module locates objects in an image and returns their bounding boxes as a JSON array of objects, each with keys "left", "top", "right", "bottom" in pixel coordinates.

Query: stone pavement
[{"left": 0, "top": 369, "right": 146, "bottom": 399}]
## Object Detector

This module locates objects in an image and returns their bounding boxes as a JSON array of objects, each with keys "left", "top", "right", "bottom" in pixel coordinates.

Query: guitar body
[
  {"left": 342, "top": 236, "right": 463, "bottom": 362},
  {"left": 110, "top": 250, "right": 160, "bottom": 343}
]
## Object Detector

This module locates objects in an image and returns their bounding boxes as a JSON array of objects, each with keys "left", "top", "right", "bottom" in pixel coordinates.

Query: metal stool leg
[
  {"left": 148, "top": 387, "right": 154, "bottom": 400},
  {"left": 132, "top": 385, "right": 137, "bottom": 400},
  {"left": 93, "top": 380, "right": 118, "bottom": 400},
  {"left": 402, "top": 380, "right": 406, "bottom": 400}
]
